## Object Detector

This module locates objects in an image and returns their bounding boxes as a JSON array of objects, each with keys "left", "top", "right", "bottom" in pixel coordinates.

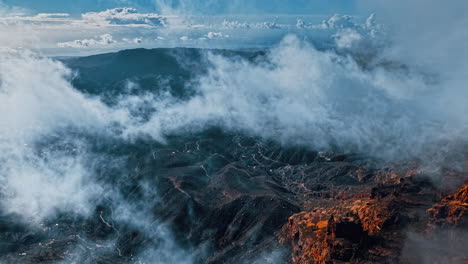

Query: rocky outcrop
[
  {"left": 427, "top": 185, "right": 468, "bottom": 228},
  {"left": 282, "top": 211, "right": 369, "bottom": 264},
  {"left": 281, "top": 171, "right": 468, "bottom": 264}
]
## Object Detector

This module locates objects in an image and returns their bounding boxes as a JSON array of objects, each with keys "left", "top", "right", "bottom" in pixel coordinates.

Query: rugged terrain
[
  {"left": 0, "top": 48, "right": 467, "bottom": 263},
  {"left": 1, "top": 130, "right": 466, "bottom": 263}
]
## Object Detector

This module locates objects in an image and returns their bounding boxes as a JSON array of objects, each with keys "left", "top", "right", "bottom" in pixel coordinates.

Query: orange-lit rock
[
  {"left": 428, "top": 185, "right": 468, "bottom": 228},
  {"left": 282, "top": 210, "right": 369, "bottom": 264},
  {"left": 280, "top": 170, "right": 449, "bottom": 264}
]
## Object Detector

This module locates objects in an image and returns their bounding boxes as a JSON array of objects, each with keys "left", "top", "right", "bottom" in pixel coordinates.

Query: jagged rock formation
[
  {"left": 428, "top": 185, "right": 468, "bottom": 228},
  {"left": 281, "top": 169, "right": 468, "bottom": 264}
]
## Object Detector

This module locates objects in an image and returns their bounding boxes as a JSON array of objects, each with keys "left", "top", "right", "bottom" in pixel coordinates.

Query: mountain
[
  {"left": 0, "top": 48, "right": 466, "bottom": 264},
  {"left": 62, "top": 48, "right": 265, "bottom": 101}
]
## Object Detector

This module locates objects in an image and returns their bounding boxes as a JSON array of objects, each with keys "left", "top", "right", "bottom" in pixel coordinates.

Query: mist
[
  {"left": 359, "top": 0, "right": 468, "bottom": 124},
  {"left": 0, "top": 49, "right": 193, "bottom": 262},
  {"left": 113, "top": 34, "right": 465, "bottom": 166}
]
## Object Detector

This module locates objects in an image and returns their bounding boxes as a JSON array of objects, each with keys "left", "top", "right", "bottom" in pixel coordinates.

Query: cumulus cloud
[
  {"left": 206, "top": 31, "right": 229, "bottom": 39},
  {"left": 0, "top": 7, "right": 173, "bottom": 53},
  {"left": 0, "top": 7, "right": 166, "bottom": 27},
  {"left": 221, "top": 19, "right": 281, "bottom": 30},
  {"left": 221, "top": 19, "right": 250, "bottom": 29},
  {"left": 333, "top": 28, "right": 363, "bottom": 49},
  {"left": 298, "top": 13, "right": 383, "bottom": 37},
  {"left": 295, "top": 19, "right": 308, "bottom": 29},
  {"left": 0, "top": 4, "right": 385, "bottom": 55},
  {"left": 317, "top": 14, "right": 356, "bottom": 29},
  {"left": 310, "top": 13, "right": 385, "bottom": 50},
  {"left": 57, "top": 34, "right": 116, "bottom": 48},
  {"left": 82, "top": 8, "right": 166, "bottom": 27}
]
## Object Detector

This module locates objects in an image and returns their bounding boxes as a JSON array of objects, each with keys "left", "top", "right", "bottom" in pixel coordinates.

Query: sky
[
  {"left": 0, "top": 0, "right": 371, "bottom": 55},
  {"left": 1, "top": 0, "right": 357, "bottom": 16}
]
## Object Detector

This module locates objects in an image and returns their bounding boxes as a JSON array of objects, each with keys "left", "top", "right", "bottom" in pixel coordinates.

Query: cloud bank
[{"left": 119, "top": 35, "right": 464, "bottom": 165}]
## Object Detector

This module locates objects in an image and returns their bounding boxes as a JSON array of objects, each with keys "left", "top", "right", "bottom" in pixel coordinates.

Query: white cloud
[
  {"left": 295, "top": 19, "right": 307, "bottom": 28},
  {"left": 0, "top": 50, "right": 116, "bottom": 220},
  {"left": 124, "top": 37, "right": 143, "bottom": 44},
  {"left": 317, "top": 14, "right": 355, "bottom": 29},
  {"left": 81, "top": 8, "right": 166, "bottom": 27},
  {"left": 57, "top": 34, "right": 116, "bottom": 48},
  {"left": 297, "top": 13, "right": 383, "bottom": 38},
  {"left": 333, "top": 28, "right": 363, "bottom": 49},
  {"left": 259, "top": 21, "right": 280, "bottom": 29},
  {"left": 206, "top": 31, "right": 229, "bottom": 39},
  {"left": 221, "top": 19, "right": 281, "bottom": 29},
  {"left": 296, "top": 13, "right": 385, "bottom": 50},
  {"left": 114, "top": 34, "right": 467, "bottom": 165},
  {"left": 0, "top": 7, "right": 172, "bottom": 53},
  {"left": 0, "top": 6, "right": 384, "bottom": 55},
  {"left": 0, "top": 12, "right": 72, "bottom": 25},
  {"left": 34, "top": 13, "right": 70, "bottom": 19},
  {"left": 222, "top": 19, "right": 250, "bottom": 29},
  {"left": 0, "top": 8, "right": 167, "bottom": 28}
]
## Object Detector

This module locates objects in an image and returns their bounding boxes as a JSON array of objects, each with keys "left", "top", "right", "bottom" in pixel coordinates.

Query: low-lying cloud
[
  {"left": 0, "top": 50, "right": 110, "bottom": 220},
  {"left": 0, "top": 48, "right": 194, "bottom": 262},
  {"left": 115, "top": 35, "right": 463, "bottom": 165}
]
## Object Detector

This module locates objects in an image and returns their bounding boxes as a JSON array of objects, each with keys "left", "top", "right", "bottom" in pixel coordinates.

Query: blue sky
[
  {"left": 0, "top": 0, "right": 367, "bottom": 55},
  {"left": 2, "top": 0, "right": 358, "bottom": 16}
]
